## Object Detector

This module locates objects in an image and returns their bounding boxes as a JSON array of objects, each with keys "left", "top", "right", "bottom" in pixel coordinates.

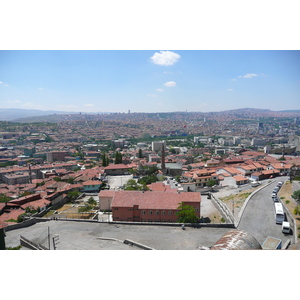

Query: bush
[
  {"left": 6, "top": 245, "right": 22, "bottom": 250},
  {"left": 293, "top": 207, "right": 300, "bottom": 215},
  {"left": 285, "top": 200, "right": 290, "bottom": 204}
]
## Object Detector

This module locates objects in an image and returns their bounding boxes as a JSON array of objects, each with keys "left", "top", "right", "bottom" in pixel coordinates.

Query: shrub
[
  {"left": 285, "top": 200, "right": 290, "bottom": 204},
  {"left": 5, "top": 218, "right": 17, "bottom": 223},
  {"left": 293, "top": 207, "right": 300, "bottom": 215},
  {"left": 6, "top": 245, "right": 22, "bottom": 250}
]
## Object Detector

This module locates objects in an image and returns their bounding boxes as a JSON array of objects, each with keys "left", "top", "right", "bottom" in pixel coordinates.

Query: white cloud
[
  {"left": 147, "top": 94, "right": 157, "bottom": 98},
  {"left": 84, "top": 104, "right": 94, "bottom": 107},
  {"left": 7, "top": 100, "right": 21, "bottom": 103},
  {"left": 0, "top": 81, "right": 9, "bottom": 87},
  {"left": 156, "top": 88, "right": 164, "bottom": 92},
  {"left": 150, "top": 51, "right": 180, "bottom": 66},
  {"left": 38, "top": 87, "right": 43, "bottom": 90},
  {"left": 163, "top": 81, "right": 176, "bottom": 87},
  {"left": 227, "top": 89, "right": 234, "bottom": 92},
  {"left": 238, "top": 73, "right": 258, "bottom": 78}
]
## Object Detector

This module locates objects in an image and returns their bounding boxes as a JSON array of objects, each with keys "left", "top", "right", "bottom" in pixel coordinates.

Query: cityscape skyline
[{"left": 1, "top": 50, "right": 299, "bottom": 114}]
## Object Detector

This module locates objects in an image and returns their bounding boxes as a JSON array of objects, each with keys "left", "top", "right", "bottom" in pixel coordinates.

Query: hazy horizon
[{"left": 1, "top": 50, "right": 300, "bottom": 114}]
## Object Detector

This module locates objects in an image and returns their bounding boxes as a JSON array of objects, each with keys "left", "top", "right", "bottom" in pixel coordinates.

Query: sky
[{"left": 0, "top": 50, "right": 300, "bottom": 113}]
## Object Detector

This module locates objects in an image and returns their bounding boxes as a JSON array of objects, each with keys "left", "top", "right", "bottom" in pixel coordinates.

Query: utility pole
[{"left": 48, "top": 226, "right": 50, "bottom": 250}]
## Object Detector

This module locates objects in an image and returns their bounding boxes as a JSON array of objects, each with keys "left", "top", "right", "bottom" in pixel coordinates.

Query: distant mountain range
[
  {"left": 0, "top": 107, "right": 300, "bottom": 123},
  {"left": 0, "top": 108, "right": 109, "bottom": 122}
]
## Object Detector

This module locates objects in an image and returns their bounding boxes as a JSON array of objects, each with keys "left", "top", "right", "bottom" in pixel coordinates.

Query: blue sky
[{"left": 0, "top": 50, "right": 299, "bottom": 113}]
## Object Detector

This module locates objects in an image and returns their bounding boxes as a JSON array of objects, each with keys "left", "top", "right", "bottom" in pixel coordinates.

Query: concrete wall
[{"left": 4, "top": 218, "right": 37, "bottom": 232}]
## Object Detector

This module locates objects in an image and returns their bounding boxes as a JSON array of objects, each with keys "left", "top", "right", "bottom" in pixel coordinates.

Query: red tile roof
[
  {"left": 82, "top": 180, "right": 102, "bottom": 186},
  {"left": 99, "top": 190, "right": 116, "bottom": 198},
  {"left": 0, "top": 208, "right": 25, "bottom": 222},
  {"left": 112, "top": 191, "right": 201, "bottom": 210},
  {"left": 104, "top": 164, "right": 130, "bottom": 170}
]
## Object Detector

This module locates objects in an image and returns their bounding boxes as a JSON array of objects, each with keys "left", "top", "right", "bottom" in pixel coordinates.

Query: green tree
[
  {"left": 102, "top": 152, "right": 108, "bottom": 167},
  {"left": 0, "top": 194, "right": 11, "bottom": 203},
  {"left": 115, "top": 151, "right": 123, "bottom": 164},
  {"left": 66, "top": 177, "right": 75, "bottom": 184},
  {"left": 138, "top": 148, "right": 143, "bottom": 158},
  {"left": 207, "top": 179, "right": 217, "bottom": 187},
  {"left": 87, "top": 197, "right": 97, "bottom": 206},
  {"left": 124, "top": 179, "right": 147, "bottom": 191},
  {"left": 67, "top": 189, "right": 80, "bottom": 202},
  {"left": 138, "top": 175, "right": 157, "bottom": 185},
  {"left": 176, "top": 203, "right": 199, "bottom": 223}
]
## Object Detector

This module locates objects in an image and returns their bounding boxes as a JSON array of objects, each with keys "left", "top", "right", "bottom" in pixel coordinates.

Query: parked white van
[{"left": 282, "top": 221, "right": 290, "bottom": 234}]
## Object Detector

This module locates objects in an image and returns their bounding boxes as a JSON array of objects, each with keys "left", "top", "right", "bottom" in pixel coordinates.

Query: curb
[{"left": 234, "top": 180, "right": 275, "bottom": 228}]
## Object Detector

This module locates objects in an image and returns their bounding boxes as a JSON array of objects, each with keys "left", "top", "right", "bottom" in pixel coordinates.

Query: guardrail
[
  {"left": 20, "top": 235, "right": 48, "bottom": 250},
  {"left": 210, "top": 194, "right": 235, "bottom": 224}
]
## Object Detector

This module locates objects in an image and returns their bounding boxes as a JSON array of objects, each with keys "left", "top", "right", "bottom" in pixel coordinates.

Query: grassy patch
[
  {"left": 220, "top": 195, "right": 235, "bottom": 201},
  {"left": 6, "top": 245, "right": 22, "bottom": 250}
]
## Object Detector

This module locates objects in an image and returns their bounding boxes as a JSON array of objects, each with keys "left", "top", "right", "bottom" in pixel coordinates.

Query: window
[
  {"left": 128, "top": 208, "right": 132, "bottom": 211},
  {"left": 168, "top": 210, "right": 172, "bottom": 215},
  {"left": 195, "top": 208, "right": 199, "bottom": 212},
  {"left": 142, "top": 210, "right": 146, "bottom": 215},
  {"left": 114, "top": 208, "right": 118, "bottom": 210},
  {"left": 161, "top": 210, "right": 166, "bottom": 215},
  {"left": 148, "top": 210, "right": 153, "bottom": 215},
  {"left": 155, "top": 210, "right": 159, "bottom": 215}
]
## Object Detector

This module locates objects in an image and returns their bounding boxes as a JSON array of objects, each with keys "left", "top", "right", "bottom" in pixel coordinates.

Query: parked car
[
  {"left": 282, "top": 221, "right": 290, "bottom": 234},
  {"left": 271, "top": 193, "right": 277, "bottom": 198}
]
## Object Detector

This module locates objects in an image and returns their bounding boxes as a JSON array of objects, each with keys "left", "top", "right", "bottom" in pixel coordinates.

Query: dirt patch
[
  {"left": 278, "top": 181, "right": 300, "bottom": 240},
  {"left": 219, "top": 188, "right": 257, "bottom": 219}
]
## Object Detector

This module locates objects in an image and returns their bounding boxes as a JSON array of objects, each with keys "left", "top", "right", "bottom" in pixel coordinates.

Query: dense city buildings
[{"left": 1, "top": 108, "right": 300, "bottom": 230}]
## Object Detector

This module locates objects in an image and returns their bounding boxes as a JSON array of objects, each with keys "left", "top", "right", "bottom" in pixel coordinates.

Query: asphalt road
[{"left": 237, "top": 177, "right": 293, "bottom": 246}]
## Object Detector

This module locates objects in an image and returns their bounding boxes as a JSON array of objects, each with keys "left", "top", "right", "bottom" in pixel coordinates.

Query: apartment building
[
  {"left": 46, "top": 151, "right": 68, "bottom": 163},
  {"left": 3, "top": 172, "right": 36, "bottom": 185}
]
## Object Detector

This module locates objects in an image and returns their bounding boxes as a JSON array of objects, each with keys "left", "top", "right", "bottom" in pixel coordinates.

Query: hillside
[{"left": 1, "top": 107, "right": 300, "bottom": 123}]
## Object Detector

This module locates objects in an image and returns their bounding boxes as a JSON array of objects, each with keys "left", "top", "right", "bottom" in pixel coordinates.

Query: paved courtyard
[{"left": 4, "top": 220, "right": 230, "bottom": 250}]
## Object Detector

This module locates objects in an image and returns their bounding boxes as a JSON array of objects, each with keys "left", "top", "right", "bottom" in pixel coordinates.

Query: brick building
[{"left": 111, "top": 190, "right": 201, "bottom": 223}]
